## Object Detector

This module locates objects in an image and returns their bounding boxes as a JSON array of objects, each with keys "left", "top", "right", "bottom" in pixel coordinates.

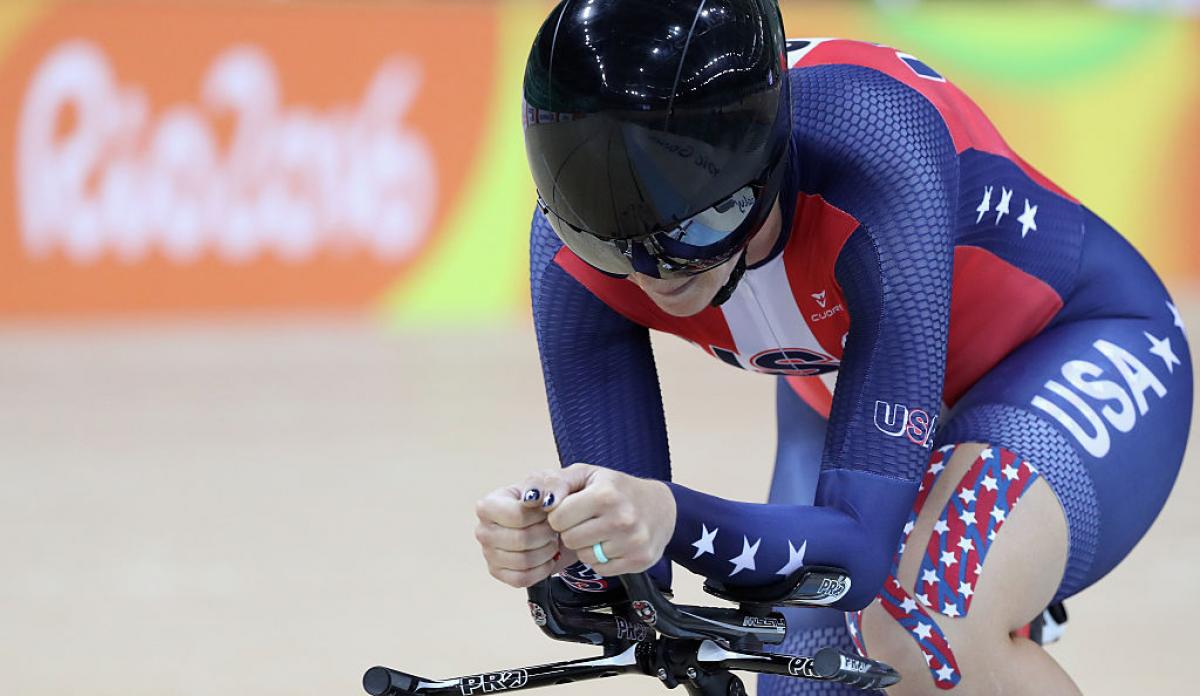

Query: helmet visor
[{"left": 540, "top": 185, "right": 761, "bottom": 279}]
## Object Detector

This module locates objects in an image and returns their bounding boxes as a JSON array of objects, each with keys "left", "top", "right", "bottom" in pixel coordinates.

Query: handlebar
[{"left": 363, "top": 568, "right": 900, "bottom": 695}]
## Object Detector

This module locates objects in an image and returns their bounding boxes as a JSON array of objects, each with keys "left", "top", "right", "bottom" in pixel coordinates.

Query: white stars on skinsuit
[
  {"left": 775, "top": 540, "right": 808, "bottom": 576},
  {"left": 1145, "top": 332, "right": 1181, "bottom": 374},
  {"left": 691, "top": 524, "right": 718, "bottom": 559},
  {"left": 689, "top": 529, "right": 811, "bottom": 579},
  {"left": 1018, "top": 199, "right": 1039, "bottom": 238},
  {"left": 1167, "top": 301, "right": 1185, "bottom": 331},
  {"left": 728, "top": 536, "right": 760, "bottom": 576},
  {"left": 976, "top": 186, "right": 994, "bottom": 223},
  {"left": 995, "top": 187, "right": 1013, "bottom": 224}
]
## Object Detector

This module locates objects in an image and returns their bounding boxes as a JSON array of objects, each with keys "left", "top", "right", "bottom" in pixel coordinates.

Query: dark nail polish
[
  {"left": 523, "top": 488, "right": 541, "bottom": 502},
  {"left": 542, "top": 493, "right": 556, "bottom": 508}
]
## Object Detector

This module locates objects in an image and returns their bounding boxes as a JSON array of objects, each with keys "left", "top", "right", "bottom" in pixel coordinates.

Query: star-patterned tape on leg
[
  {"left": 851, "top": 445, "right": 962, "bottom": 689},
  {"left": 844, "top": 610, "right": 868, "bottom": 657},
  {"left": 889, "top": 444, "right": 957, "bottom": 575},
  {"left": 880, "top": 578, "right": 962, "bottom": 689},
  {"left": 917, "top": 446, "right": 1040, "bottom": 619}
]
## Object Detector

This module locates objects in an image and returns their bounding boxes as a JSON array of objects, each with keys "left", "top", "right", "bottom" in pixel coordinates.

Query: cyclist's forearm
[{"left": 663, "top": 469, "right": 917, "bottom": 610}]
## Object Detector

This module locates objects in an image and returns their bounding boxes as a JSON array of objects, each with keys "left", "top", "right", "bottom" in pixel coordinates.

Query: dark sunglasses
[{"left": 539, "top": 185, "right": 764, "bottom": 279}]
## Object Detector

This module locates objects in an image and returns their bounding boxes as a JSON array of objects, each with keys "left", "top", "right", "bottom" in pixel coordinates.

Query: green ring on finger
[{"left": 592, "top": 542, "right": 610, "bottom": 565}]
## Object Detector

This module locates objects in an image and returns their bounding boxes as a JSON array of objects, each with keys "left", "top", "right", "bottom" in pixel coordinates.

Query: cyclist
[{"left": 473, "top": 1, "right": 1192, "bottom": 694}]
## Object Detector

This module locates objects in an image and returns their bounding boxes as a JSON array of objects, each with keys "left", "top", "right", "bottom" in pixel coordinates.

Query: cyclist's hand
[
  {"left": 546, "top": 463, "right": 676, "bottom": 576},
  {"left": 474, "top": 479, "right": 576, "bottom": 588}
]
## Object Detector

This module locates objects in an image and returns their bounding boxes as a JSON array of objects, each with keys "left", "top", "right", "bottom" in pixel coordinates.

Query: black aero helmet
[{"left": 524, "top": 0, "right": 791, "bottom": 281}]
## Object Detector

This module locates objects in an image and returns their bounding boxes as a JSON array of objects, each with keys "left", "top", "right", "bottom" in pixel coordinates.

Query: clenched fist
[{"left": 475, "top": 463, "right": 677, "bottom": 587}]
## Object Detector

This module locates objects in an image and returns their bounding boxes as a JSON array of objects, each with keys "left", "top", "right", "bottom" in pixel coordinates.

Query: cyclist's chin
[{"left": 631, "top": 266, "right": 733, "bottom": 318}]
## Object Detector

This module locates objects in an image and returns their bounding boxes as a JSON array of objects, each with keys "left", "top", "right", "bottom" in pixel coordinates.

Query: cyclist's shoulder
[
  {"left": 785, "top": 37, "right": 957, "bottom": 105},
  {"left": 784, "top": 41, "right": 957, "bottom": 177}
]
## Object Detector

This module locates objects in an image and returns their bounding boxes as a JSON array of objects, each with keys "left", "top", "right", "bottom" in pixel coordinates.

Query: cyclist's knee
[{"left": 855, "top": 442, "right": 1070, "bottom": 692}]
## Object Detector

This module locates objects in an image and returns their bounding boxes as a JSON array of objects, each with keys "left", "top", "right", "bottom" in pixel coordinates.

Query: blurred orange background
[{"left": 0, "top": 0, "right": 1196, "bottom": 319}]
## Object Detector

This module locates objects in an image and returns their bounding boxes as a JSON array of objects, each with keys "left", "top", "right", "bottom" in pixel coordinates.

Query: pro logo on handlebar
[
  {"left": 813, "top": 576, "right": 852, "bottom": 604},
  {"left": 614, "top": 615, "right": 651, "bottom": 641},
  {"left": 786, "top": 657, "right": 819, "bottom": 679},
  {"left": 630, "top": 600, "right": 657, "bottom": 626},
  {"left": 459, "top": 670, "right": 529, "bottom": 695}
]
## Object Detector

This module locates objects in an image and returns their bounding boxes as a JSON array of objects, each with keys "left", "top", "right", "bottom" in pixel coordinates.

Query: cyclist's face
[
  {"left": 630, "top": 254, "right": 742, "bottom": 317},
  {"left": 630, "top": 199, "right": 782, "bottom": 317}
]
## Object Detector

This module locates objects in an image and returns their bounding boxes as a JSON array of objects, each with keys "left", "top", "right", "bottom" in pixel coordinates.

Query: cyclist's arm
[
  {"left": 530, "top": 210, "right": 675, "bottom": 587},
  {"left": 531, "top": 210, "right": 672, "bottom": 481},
  {"left": 664, "top": 68, "right": 958, "bottom": 610}
]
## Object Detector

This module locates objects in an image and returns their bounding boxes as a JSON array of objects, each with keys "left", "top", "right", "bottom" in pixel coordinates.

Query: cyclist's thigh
[{"left": 937, "top": 308, "right": 1191, "bottom": 601}]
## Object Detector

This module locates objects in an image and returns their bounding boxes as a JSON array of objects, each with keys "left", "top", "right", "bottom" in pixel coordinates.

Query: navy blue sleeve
[
  {"left": 531, "top": 210, "right": 676, "bottom": 587},
  {"left": 531, "top": 209, "right": 672, "bottom": 480},
  {"left": 664, "top": 66, "right": 958, "bottom": 609}
]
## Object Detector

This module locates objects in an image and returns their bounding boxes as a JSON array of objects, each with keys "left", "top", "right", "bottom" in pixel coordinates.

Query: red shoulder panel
[
  {"left": 789, "top": 39, "right": 1076, "bottom": 202},
  {"left": 944, "top": 246, "right": 1063, "bottom": 404}
]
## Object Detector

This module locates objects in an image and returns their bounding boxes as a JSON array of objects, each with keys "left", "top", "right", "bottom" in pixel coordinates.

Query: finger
[
  {"left": 548, "top": 480, "right": 616, "bottom": 532},
  {"left": 578, "top": 543, "right": 653, "bottom": 577},
  {"left": 558, "top": 517, "right": 610, "bottom": 552},
  {"left": 539, "top": 462, "right": 599, "bottom": 514},
  {"left": 476, "top": 490, "right": 547, "bottom": 529},
  {"left": 484, "top": 539, "right": 561, "bottom": 572},
  {"left": 489, "top": 557, "right": 557, "bottom": 589},
  {"left": 559, "top": 462, "right": 596, "bottom": 495},
  {"left": 475, "top": 520, "right": 557, "bottom": 552},
  {"left": 576, "top": 541, "right": 619, "bottom": 571},
  {"left": 518, "top": 471, "right": 557, "bottom": 509}
]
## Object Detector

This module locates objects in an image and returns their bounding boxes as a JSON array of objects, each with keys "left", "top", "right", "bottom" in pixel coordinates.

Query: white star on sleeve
[
  {"left": 940, "top": 550, "right": 957, "bottom": 567},
  {"left": 980, "top": 448, "right": 994, "bottom": 460},
  {"left": 959, "top": 509, "right": 977, "bottom": 526},
  {"left": 1018, "top": 199, "right": 1039, "bottom": 238},
  {"left": 901, "top": 597, "right": 918, "bottom": 613},
  {"left": 934, "top": 519, "right": 950, "bottom": 535},
  {"left": 1145, "top": 332, "right": 1181, "bottom": 374},
  {"left": 921, "top": 569, "right": 939, "bottom": 586},
  {"left": 691, "top": 524, "right": 719, "bottom": 559},
  {"left": 957, "top": 488, "right": 977, "bottom": 504},
  {"left": 958, "top": 581, "right": 974, "bottom": 599},
  {"left": 936, "top": 664, "right": 956, "bottom": 682},
  {"left": 1168, "top": 301, "right": 1185, "bottom": 331},
  {"left": 913, "top": 622, "right": 933, "bottom": 640},
  {"left": 981, "top": 475, "right": 998, "bottom": 492},
  {"left": 942, "top": 602, "right": 961, "bottom": 618},
  {"left": 1002, "top": 464, "right": 1020, "bottom": 481},
  {"left": 956, "top": 538, "right": 975, "bottom": 553},
  {"left": 976, "top": 186, "right": 993, "bottom": 224},
  {"left": 728, "top": 536, "right": 760, "bottom": 576},
  {"left": 995, "top": 187, "right": 1013, "bottom": 224},
  {"left": 774, "top": 540, "right": 807, "bottom": 576},
  {"left": 991, "top": 507, "right": 1007, "bottom": 524}
]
